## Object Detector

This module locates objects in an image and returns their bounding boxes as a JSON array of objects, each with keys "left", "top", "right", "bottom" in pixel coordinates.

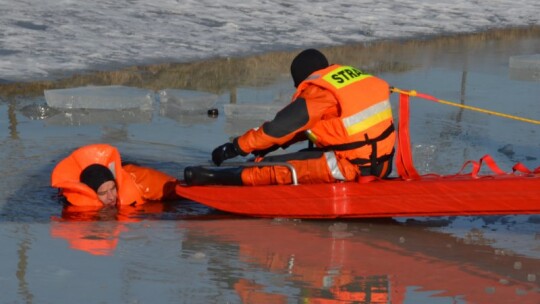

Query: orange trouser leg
[{"left": 241, "top": 155, "right": 336, "bottom": 186}]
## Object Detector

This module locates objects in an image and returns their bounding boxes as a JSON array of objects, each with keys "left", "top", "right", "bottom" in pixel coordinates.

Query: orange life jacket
[
  {"left": 294, "top": 65, "right": 395, "bottom": 170},
  {"left": 51, "top": 144, "right": 176, "bottom": 207}
]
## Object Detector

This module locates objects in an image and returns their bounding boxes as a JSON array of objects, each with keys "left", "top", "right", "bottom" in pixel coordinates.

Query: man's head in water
[{"left": 80, "top": 164, "right": 118, "bottom": 206}]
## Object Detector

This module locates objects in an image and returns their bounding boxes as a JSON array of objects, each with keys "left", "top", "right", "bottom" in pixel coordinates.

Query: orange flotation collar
[{"left": 51, "top": 144, "right": 144, "bottom": 207}]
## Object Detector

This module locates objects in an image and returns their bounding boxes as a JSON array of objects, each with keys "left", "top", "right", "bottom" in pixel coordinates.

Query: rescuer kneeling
[{"left": 184, "top": 48, "right": 396, "bottom": 186}]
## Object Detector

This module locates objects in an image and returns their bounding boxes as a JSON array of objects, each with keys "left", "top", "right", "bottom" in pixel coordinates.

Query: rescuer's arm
[
  {"left": 211, "top": 86, "right": 339, "bottom": 165},
  {"left": 236, "top": 85, "right": 338, "bottom": 154}
]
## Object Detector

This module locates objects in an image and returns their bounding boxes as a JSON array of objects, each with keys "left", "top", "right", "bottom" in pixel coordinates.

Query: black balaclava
[
  {"left": 80, "top": 163, "right": 115, "bottom": 192},
  {"left": 290, "top": 49, "right": 329, "bottom": 88}
]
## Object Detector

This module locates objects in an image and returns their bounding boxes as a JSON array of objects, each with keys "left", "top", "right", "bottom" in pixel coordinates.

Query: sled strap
[
  {"left": 457, "top": 154, "right": 506, "bottom": 178},
  {"left": 395, "top": 92, "right": 420, "bottom": 180},
  {"left": 512, "top": 162, "right": 540, "bottom": 175}
]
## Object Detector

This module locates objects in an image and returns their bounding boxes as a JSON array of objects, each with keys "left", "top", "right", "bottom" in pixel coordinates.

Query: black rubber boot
[{"left": 184, "top": 166, "right": 243, "bottom": 186}]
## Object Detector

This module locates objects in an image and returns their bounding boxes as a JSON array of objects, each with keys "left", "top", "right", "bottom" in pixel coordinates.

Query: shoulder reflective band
[
  {"left": 322, "top": 66, "right": 371, "bottom": 89},
  {"left": 342, "top": 100, "right": 392, "bottom": 135}
]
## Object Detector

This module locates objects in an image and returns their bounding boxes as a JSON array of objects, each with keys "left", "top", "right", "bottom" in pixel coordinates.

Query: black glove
[{"left": 212, "top": 142, "right": 240, "bottom": 166}]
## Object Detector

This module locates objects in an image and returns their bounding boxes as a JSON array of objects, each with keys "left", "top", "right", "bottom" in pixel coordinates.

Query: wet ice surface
[{"left": 1, "top": 36, "right": 540, "bottom": 303}]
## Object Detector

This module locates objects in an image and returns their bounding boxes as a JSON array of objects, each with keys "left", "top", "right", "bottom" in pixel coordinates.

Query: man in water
[{"left": 52, "top": 143, "right": 180, "bottom": 208}]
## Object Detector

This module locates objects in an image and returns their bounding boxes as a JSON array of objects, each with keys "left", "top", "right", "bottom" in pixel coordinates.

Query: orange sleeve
[
  {"left": 122, "top": 164, "right": 180, "bottom": 201},
  {"left": 237, "top": 85, "right": 339, "bottom": 153}
]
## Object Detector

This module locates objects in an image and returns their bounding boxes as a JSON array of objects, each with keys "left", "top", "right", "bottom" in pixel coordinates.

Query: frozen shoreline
[
  {"left": 1, "top": 0, "right": 539, "bottom": 82},
  {"left": 1, "top": 26, "right": 539, "bottom": 99}
]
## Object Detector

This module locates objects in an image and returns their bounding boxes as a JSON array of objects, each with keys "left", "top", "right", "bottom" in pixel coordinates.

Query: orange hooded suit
[
  {"left": 51, "top": 143, "right": 178, "bottom": 208},
  {"left": 235, "top": 64, "right": 395, "bottom": 185}
]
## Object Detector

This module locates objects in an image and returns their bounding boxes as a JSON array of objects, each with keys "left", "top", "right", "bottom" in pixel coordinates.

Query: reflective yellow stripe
[
  {"left": 343, "top": 100, "right": 392, "bottom": 135},
  {"left": 324, "top": 151, "right": 345, "bottom": 180},
  {"left": 323, "top": 66, "right": 371, "bottom": 89}
]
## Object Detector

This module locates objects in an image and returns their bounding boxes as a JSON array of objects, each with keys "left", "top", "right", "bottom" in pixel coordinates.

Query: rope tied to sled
[
  {"left": 390, "top": 87, "right": 540, "bottom": 125},
  {"left": 392, "top": 87, "right": 540, "bottom": 181}
]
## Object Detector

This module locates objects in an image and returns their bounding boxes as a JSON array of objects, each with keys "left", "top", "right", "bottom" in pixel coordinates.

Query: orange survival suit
[
  {"left": 51, "top": 143, "right": 179, "bottom": 208},
  {"left": 236, "top": 65, "right": 395, "bottom": 185}
]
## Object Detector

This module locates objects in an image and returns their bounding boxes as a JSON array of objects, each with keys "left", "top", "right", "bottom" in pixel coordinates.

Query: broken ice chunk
[{"left": 44, "top": 85, "right": 155, "bottom": 110}]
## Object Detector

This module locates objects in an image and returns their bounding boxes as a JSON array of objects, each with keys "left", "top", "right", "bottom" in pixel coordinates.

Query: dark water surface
[{"left": 1, "top": 30, "right": 539, "bottom": 303}]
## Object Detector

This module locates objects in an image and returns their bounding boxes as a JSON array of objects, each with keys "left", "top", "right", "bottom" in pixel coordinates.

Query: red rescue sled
[
  {"left": 176, "top": 174, "right": 540, "bottom": 218},
  {"left": 176, "top": 90, "right": 540, "bottom": 218}
]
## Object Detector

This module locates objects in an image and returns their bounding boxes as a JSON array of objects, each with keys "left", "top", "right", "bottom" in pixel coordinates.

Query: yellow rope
[{"left": 391, "top": 87, "right": 540, "bottom": 125}]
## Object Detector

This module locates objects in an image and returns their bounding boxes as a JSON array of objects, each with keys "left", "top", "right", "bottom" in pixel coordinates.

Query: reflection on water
[
  {"left": 44, "top": 108, "right": 153, "bottom": 126},
  {"left": 49, "top": 201, "right": 222, "bottom": 255},
  {"left": 2, "top": 216, "right": 538, "bottom": 303},
  {"left": 8, "top": 102, "right": 19, "bottom": 139},
  {"left": 181, "top": 219, "right": 539, "bottom": 303},
  {"left": 16, "top": 224, "right": 34, "bottom": 303}
]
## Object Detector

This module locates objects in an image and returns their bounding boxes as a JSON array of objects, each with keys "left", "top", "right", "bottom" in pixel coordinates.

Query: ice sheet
[{"left": 44, "top": 85, "right": 155, "bottom": 110}]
